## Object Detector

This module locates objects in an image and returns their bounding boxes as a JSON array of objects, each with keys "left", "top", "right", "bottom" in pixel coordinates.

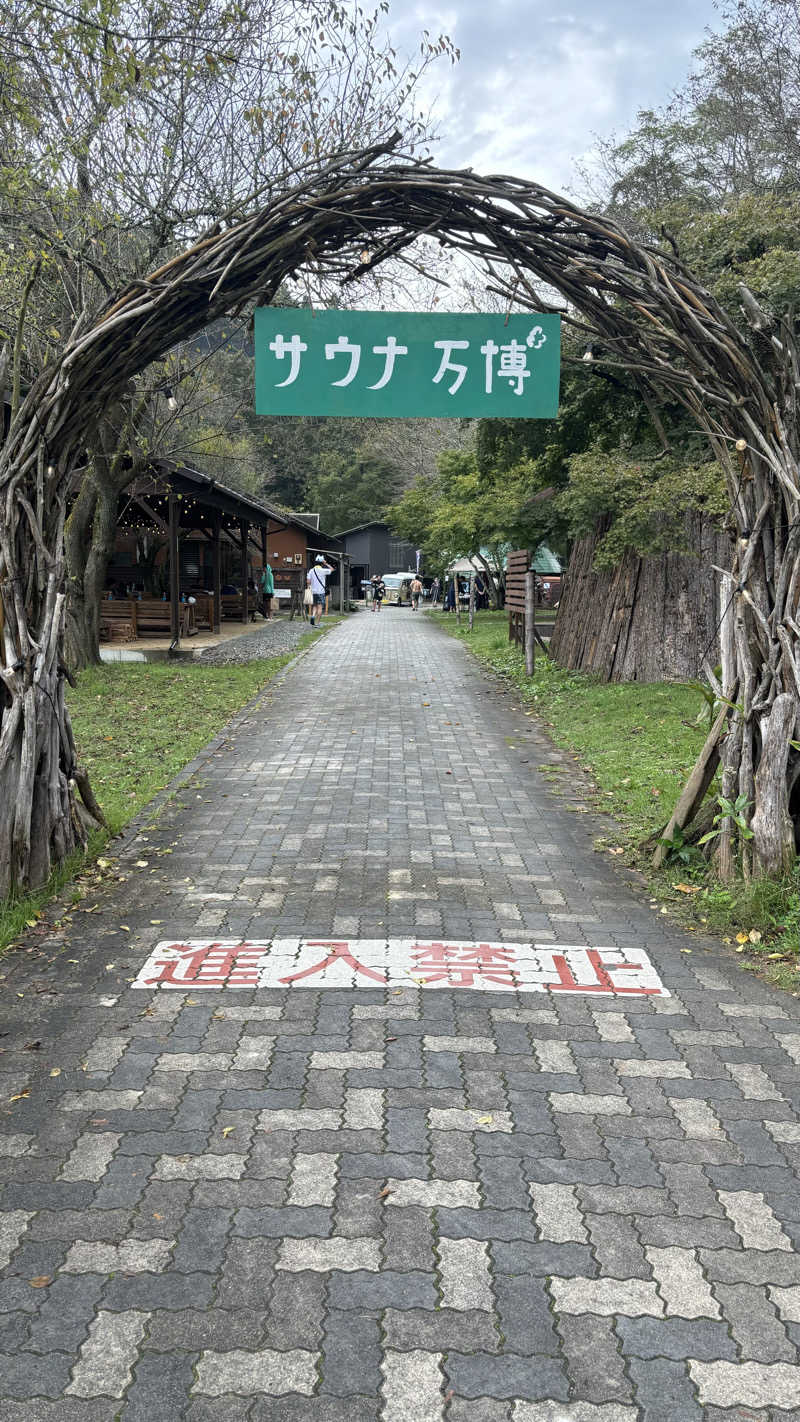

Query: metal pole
[
  {"left": 169, "top": 490, "right": 180, "bottom": 648},
  {"left": 468, "top": 573, "right": 475, "bottom": 632},
  {"left": 240, "top": 519, "right": 249, "bottom": 623},
  {"left": 338, "top": 553, "right": 344, "bottom": 613},
  {"left": 525, "top": 569, "right": 536, "bottom": 677},
  {"left": 212, "top": 514, "right": 222, "bottom": 632},
  {"left": 455, "top": 575, "right": 461, "bottom": 626}
]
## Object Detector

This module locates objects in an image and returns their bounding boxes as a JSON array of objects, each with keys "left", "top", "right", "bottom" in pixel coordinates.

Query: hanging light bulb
[{"left": 164, "top": 386, "right": 178, "bottom": 411}]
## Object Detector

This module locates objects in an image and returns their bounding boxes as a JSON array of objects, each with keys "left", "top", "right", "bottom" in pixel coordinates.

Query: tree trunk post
[
  {"left": 525, "top": 570, "right": 536, "bottom": 677},
  {"left": 169, "top": 490, "right": 180, "bottom": 648},
  {"left": 240, "top": 519, "right": 249, "bottom": 623},
  {"left": 751, "top": 693, "right": 797, "bottom": 876},
  {"left": 468, "top": 573, "right": 475, "bottom": 632},
  {"left": 212, "top": 515, "right": 222, "bottom": 633},
  {"left": 455, "top": 577, "right": 461, "bottom": 626}
]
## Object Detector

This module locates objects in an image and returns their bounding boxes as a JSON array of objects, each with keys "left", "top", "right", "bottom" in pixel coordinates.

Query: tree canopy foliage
[
  {"left": 432, "top": 0, "right": 800, "bottom": 579},
  {"left": 0, "top": 0, "right": 456, "bottom": 663}
]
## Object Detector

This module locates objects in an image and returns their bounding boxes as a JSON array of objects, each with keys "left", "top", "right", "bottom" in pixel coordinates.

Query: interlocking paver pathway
[{"left": 1, "top": 609, "right": 800, "bottom": 1419}]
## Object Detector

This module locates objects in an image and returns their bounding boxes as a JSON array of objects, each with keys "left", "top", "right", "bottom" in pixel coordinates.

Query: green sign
[{"left": 254, "top": 308, "right": 560, "bottom": 418}]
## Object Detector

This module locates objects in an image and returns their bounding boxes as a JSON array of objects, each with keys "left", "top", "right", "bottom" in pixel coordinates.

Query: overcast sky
[{"left": 388, "top": 0, "right": 722, "bottom": 197}]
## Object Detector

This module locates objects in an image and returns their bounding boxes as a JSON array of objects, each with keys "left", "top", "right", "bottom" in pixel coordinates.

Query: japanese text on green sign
[{"left": 254, "top": 309, "right": 561, "bottom": 418}]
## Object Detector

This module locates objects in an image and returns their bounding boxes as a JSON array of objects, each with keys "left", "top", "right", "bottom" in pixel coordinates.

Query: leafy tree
[
  {"left": 306, "top": 451, "right": 402, "bottom": 532},
  {"left": 556, "top": 449, "right": 728, "bottom": 570},
  {"left": 598, "top": 0, "right": 800, "bottom": 221},
  {"left": 0, "top": 0, "right": 456, "bottom": 664},
  {"left": 545, "top": 0, "right": 800, "bottom": 576},
  {"left": 389, "top": 448, "right": 537, "bottom": 602}
]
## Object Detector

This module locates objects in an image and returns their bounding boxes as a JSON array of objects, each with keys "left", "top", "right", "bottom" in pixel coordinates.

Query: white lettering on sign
[
  {"left": 132, "top": 939, "right": 670, "bottom": 996},
  {"left": 267, "top": 327, "right": 548, "bottom": 397},
  {"left": 268, "top": 332, "right": 307, "bottom": 386}
]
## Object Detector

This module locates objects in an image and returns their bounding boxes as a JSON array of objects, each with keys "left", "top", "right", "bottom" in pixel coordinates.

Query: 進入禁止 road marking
[{"left": 132, "top": 938, "right": 670, "bottom": 997}]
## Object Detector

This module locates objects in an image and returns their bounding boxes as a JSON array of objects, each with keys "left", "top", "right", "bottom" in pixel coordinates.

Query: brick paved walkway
[{"left": 1, "top": 608, "right": 800, "bottom": 1420}]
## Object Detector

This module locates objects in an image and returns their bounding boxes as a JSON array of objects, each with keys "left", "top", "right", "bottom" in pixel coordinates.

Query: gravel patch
[{"left": 196, "top": 616, "right": 315, "bottom": 665}]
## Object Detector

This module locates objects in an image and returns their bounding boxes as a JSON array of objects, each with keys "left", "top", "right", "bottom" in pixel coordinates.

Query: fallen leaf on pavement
[
  {"left": 29, "top": 1276, "right": 51, "bottom": 1288},
  {"left": 222, "top": 1126, "right": 235, "bottom": 1138},
  {"left": 9, "top": 1090, "right": 30, "bottom": 1101},
  {"left": 378, "top": 1187, "right": 393, "bottom": 1199},
  {"left": 49, "top": 1068, "right": 61, "bottom": 1077}
]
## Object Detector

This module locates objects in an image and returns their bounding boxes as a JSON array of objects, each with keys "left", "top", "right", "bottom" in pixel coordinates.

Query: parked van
[{"left": 360, "top": 573, "right": 414, "bottom": 605}]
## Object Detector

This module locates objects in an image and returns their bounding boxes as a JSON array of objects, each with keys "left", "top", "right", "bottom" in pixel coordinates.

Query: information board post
[{"left": 525, "top": 571, "right": 536, "bottom": 678}]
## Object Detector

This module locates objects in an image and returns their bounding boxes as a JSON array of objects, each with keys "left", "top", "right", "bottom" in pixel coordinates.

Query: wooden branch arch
[{"left": 1, "top": 143, "right": 799, "bottom": 893}]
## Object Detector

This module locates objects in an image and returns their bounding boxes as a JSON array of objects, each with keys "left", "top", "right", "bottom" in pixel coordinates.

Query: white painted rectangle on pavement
[{"left": 132, "top": 938, "right": 670, "bottom": 997}]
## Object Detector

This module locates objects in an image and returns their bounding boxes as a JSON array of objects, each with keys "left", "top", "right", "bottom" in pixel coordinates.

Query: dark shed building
[{"left": 334, "top": 521, "right": 417, "bottom": 598}]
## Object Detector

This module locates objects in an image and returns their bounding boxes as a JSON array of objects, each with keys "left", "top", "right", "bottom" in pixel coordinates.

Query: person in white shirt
[{"left": 307, "top": 555, "right": 334, "bottom": 625}]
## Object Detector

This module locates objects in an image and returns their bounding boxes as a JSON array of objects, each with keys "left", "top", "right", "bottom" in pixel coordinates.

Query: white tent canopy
[{"left": 445, "top": 556, "right": 496, "bottom": 575}]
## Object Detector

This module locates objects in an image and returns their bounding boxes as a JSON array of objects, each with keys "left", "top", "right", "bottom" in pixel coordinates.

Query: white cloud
[{"left": 388, "top": 0, "right": 720, "bottom": 195}]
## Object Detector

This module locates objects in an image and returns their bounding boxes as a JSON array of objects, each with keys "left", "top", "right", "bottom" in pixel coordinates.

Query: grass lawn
[
  {"left": 433, "top": 608, "right": 800, "bottom": 991},
  {"left": 0, "top": 622, "right": 335, "bottom": 954},
  {"left": 68, "top": 657, "right": 291, "bottom": 833}
]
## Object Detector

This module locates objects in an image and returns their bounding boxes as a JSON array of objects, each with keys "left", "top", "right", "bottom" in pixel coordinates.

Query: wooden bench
[
  {"left": 99, "top": 599, "right": 138, "bottom": 642},
  {"left": 136, "top": 599, "right": 195, "bottom": 637},
  {"left": 221, "top": 593, "right": 255, "bottom": 621}
]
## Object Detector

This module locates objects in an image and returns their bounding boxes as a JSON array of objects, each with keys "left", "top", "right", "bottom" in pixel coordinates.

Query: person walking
[
  {"left": 370, "top": 573, "right": 386, "bottom": 611},
  {"left": 430, "top": 575, "right": 440, "bottom": 608},
  {"left": 307, "top": 555, "right": 334, "bottom": 626},
  {"left": 259, "top": 561, "right": 275, "bottom": 619},
  {"left": 410, "top": 574, "right": 422, "bottom": 611}
]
